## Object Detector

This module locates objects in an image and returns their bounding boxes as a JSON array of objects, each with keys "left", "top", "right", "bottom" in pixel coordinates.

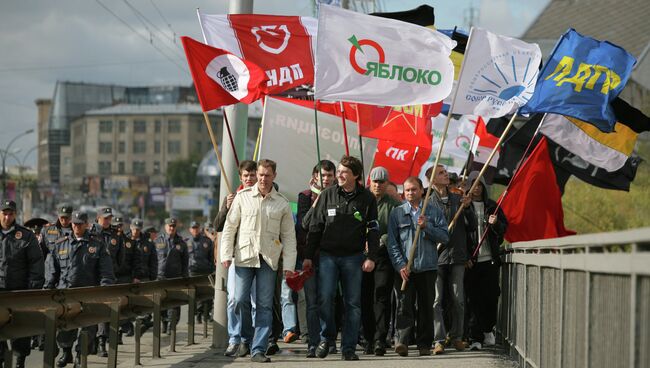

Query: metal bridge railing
[
  {"left": 0, "top": 275, "right": 214, "bottom": 368},
  {"left": 499, "top": 227, "right": 650, "bottom": 368}
]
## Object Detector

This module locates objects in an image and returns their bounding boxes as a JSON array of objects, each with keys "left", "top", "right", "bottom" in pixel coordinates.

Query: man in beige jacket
[{"left": 220, "top": 159, "right": 297, "bottom": 363}]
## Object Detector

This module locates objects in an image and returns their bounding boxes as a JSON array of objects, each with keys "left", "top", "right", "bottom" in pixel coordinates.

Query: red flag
[
  {"left": 355, "top": 103, "right": 441, "bottom": 148},
  {"left": 372, "top": 140, "right": 431, "bottom": 184},
  {"left": 500, "top": 137, "right": 575, "bottom": 242},
  {"left": 181, "top": 36, "right": 268, "bottom": 112},
  {"left": 473, "top": 116, "right": 500, "bottom": 167},
  {"left": 275, "top": 97, "right": 441, "bottom": 148}
]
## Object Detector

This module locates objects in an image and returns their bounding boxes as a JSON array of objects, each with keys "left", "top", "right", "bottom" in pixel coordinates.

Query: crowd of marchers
[{"left": 0, "top": 155, "right": 507, "bottom": 366}]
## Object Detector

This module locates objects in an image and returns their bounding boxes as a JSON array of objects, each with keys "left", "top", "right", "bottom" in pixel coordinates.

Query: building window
[
  {"left": 168, "top": 140, "right": 181, "bottom": 154},
  {"left": 155, "top": 120, "right": 161, "bottom": 133},
  {"left": 168, "top": 119, "right": 181, "bottom": 133},
  {"left": 133, "top": 141, "right": 147, "bottom": 154},
  {"left": 98, "top": 161, "right": 112, "bottom": 175},
  {"left": 118, "top": 161, "right": 125, "bottom": 174},
  {"left": 133, "top": 161, "right": 146, "bottom": 173},
  {"left": 154, "top": 141, "right": 161, "bottom": 154},
  {"left": 99, "top": 120, "right": 113, "bottom": 133},
  {"left": 99, "top": 142, "right": 112, "bottom": 154},
  {"left": 134, "top": 120, "right": 147, "bottom": 133},
  {"left": 119, "top": 120, "right": 126, "bottom": 133},
  {"left": 118, "top": 141, "right": 126, "bottom": 154},
  {"left": 153, "top": 161, "right": 161, "bottom": 174}
]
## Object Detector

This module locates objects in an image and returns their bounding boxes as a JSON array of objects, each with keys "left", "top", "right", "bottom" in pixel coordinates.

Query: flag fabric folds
[
  {"left": 540, "top": 113, "right": 636, "bottom": 172},
  {"left": 472, "top": 116, "right": 500, "bottom": 167},
  {"left": 372, "top": 140, "right": 431, "bottom": 185},
  {"left": 314, "top": 4, "right": 456, "bottom": 106},
  {"left": 181, "top": 36, "right": 268, "bottom": 111},
  {"left": 520, "top": 28, "right": 636, "bottom": 132},
  {"left": 370, "top": 4, "right": 435, "bottom": 28},
  {"left": 197, "top": 11, "right": 317, "bottom": 94},
  {"left": 500, "top": 137, "right": 576, "bottom": 242},
  {"left": 454, "top": 27, "right": 542, "bottom": 118}
]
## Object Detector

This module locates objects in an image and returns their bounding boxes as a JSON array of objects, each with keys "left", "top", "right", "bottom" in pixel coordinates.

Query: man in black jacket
[
  {"left": 304, "top": 156, "right": 379, "bottom": 361},
  {"left": 295, "top": 160, "right": 336, "bottom": 358},
  {"left": 0, "top": 199, "right": 44, "bottom": 368},
  {"left": 465, "top": 171, "right": 507, "bottom": 350}
]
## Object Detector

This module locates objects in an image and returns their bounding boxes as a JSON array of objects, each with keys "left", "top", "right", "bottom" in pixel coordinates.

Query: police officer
[
  {"left": 0, "top": 199, "right": 44, "bottom": 368},
  {"left": 44, "top": 211, "right": 114, "bottom": 368},
  {"left": 187, "top": 221, "right": 215, "bottom": 323},
  {"left": 128, "top": 218, "right": 157, "bottom": 332},
  {"left": 154, "top": 217, "right": 188, "bottom": 333},
  {"left": 90, "top": 207, "right": 132, "bottom": 356},
  {"left": 112, "top": 216, "right": 125, "bottom": 237},
  {"left": 40, "top": 204, "right": 74, "bottom": 258}
]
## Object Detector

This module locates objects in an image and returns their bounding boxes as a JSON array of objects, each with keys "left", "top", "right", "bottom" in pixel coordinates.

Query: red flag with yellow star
[{"left": 353, "top": 102, "right": 441, "bottom": 148}]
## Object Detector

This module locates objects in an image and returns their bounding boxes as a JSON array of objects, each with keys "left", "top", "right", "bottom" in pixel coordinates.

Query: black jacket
[
  {"left": 90, "top": 223, "right": 140, "bottom": 282},
  {"left": 467, "top": 180, "right": 508, "bottom": 265},
  {"left": 44, "top": 231, "right": 115, "bottom": 289},
  {"left": 188, "top": 234, "right": 215, "bottom": 275},
  {"left": 128, "top": 232, "right": 157, "bottom": 281},
  {"left": 154, "top": 233, "right": 188, "bottom": 279},
  {"left": 0, "top": 223, "right": 44, "bottom": 290},
  {"left": 306, "top": 183, "right": 380, "bottom": 261},
  {"left": 432, "top": 190, "right": 477, "bottom": 265}
]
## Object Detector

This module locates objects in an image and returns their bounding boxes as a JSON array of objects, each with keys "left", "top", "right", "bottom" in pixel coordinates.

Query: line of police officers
[{"left": 0, "top": 200, "right": 216, "bottom": 368}]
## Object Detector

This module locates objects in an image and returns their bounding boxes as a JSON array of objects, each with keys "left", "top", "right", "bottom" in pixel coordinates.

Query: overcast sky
[{"left": 0, "top": 0, "right": 548, "bottom": 167}]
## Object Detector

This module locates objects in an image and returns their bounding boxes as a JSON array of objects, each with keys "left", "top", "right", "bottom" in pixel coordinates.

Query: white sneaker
[
  {"left": 469, "top": 341, "right": 482, "bottom": 351},
  {"left": 483, "top": 332, "right": 495, "bottom": 346}
]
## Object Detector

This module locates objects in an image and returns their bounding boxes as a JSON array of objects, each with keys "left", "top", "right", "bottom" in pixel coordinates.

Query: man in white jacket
[{"left": 220, "top": 159, "right": 297, "bottom": 363}]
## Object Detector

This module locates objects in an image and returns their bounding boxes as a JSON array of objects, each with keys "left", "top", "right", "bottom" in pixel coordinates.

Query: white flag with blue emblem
[{"left": 453, "top": 27, "right": 542, "bottom": 118}]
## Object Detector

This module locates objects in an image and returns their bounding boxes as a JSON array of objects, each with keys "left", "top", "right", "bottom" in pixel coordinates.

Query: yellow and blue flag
[{"left": 520, "top": 29, "right": 636, "bottom": 132}]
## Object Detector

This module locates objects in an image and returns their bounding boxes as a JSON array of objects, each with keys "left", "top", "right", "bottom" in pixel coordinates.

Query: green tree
[{"left": 166, "top": 154, "right": 201, "bottom": 187}]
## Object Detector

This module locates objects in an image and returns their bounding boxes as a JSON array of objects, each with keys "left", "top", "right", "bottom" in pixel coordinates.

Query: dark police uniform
[
  {"left": 44, "top": 211, "right": 114, "bottom": 365},
  {"left": 187, "top": 222, "right": 215, "bottom": 322},
  {"left": 0, "top": 199, "right": 44, "bottom": 367},
  {"left": 154, "top": 218, "right": 188, "bottom": 331},
  {"left": 40, "top": 204, "right": 74, "bottom": 258}
]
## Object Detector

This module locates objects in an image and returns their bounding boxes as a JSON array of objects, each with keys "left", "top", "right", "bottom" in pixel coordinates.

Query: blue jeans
[
  {"left": 318, "top": 253, "right": 363, "bottom": 354},
  {"left": 227, "top": 263, "right": 255, "bottom": 345},
  {"left": 234, "top": 262, "right": 273, "bottom": 355},
  {"left": 280, "top": 276, "right": 297, "bottom": 336},
  {"left": 297, "top": 259, "right": 320, "bottom": 348}
]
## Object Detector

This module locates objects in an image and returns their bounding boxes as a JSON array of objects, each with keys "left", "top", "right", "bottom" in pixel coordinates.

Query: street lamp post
[{"left": 1, "top": 128, "right": 34, "bottom": 199}]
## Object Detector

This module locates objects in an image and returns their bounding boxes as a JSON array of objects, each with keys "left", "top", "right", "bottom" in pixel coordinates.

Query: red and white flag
[
  {"left": 181, "top": 36, "right": 268, "bottom": 112},
  {"left": 472, "top": 116, "right": 500, "bottom": 167},
  {"left": 197, "top": 11, "right": 317, "bottom": 94}
]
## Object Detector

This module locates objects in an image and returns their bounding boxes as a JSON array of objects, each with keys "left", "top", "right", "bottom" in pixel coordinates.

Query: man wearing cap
[
  {"left": 154, "top": 217, "right": 188, "bottom": 333},
  {"left": 90, "top": 206, "right": 138, "bottom": 356},
  {"left": 0, "top": 199, "right": 44, "bottom": 368},
  {"left": 44, "top": 211, "right": 114, "bottom": 368},
  {"left": 361, "top": 166, "right": 402, "bottom": 356},
  {"left": 220, "top": 159, "right": 297, "bottom": 363},
  {"left": 187, "top": 221, "right": 215, "bottom": 323},
  {"left": 112, "top": 216, "right": 125, "bottom": 237},
  {"left": 128, "top": 218, "right": 157, "bottom": 333},
  {"left": 40, "top": 203, "right": 74, "bottom": 258}
]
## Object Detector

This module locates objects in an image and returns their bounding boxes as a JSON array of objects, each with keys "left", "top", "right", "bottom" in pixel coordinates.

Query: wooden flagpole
[
  {"left": 401, "top": 27, "right": 476, "bottom": 291},
  {"left": 340, "top": 101, "right": 350, "bottom": 156},
  {"left": 314, "top": 100, "right": 324, "bottom": 189},
  {"left": 470, "top": 113, "right": 548, "bottom": 259},
  {"left": 202, "top": 111, "right": 233, "bottom": 195},
  {"left": 222, "top": 108, "right": 240, "bottom": 167},
  {"left": 445, "top": 111, "right": 518, "bottom": 233}
]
